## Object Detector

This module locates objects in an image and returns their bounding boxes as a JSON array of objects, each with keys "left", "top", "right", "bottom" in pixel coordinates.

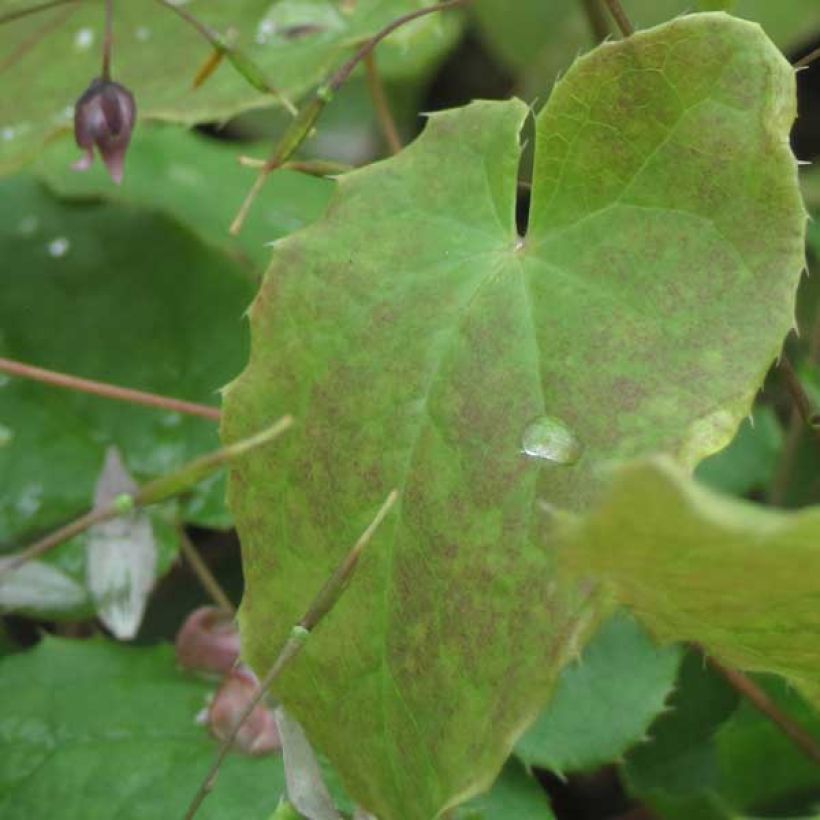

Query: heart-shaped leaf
[{"left": 223, "top": 15, "right": 805, "bottom": 819}]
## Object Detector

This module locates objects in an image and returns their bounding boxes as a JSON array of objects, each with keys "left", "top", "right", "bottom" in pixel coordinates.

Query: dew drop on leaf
[{"left": 521, "top": 416, "right": 584, "bottom": 465}]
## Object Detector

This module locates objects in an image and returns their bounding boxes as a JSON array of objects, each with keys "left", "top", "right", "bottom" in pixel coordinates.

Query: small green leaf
[
  {"left": 516, "top": 613, "right": 682, "bottom": 774},
  {"left": 224, "top": 15, "right": 805, "bottom": 820},
  {"left": 0, "top": 0, "right": 463, "bottom": 174},
  {"left": 0, "top": 637, "right": 285, "bottom": 819},
  {"left": 457, "top": 760, "right": 555, "bottom": 819},
  {"left": 559, "top": 457, "right": 820, "bottom": 707}
]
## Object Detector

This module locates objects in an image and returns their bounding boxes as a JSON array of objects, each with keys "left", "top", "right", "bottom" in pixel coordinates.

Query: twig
[
  {"left": 230, "top": 0, "right": 468, "bottom": 235},
  {"left": 101, "top": 0, "right": 113, "bottom": 80},
  {"left": 0, "top": 0, "right": 75, "bottom": 25},
  {"left": 0, "top": 416, "right": 293, "bottom": 577},
  {"left": 178, "top": 528, "right": 235, "bottom": 614},
  {"left": 580, "top": 0, "right": 611, "bottom": 43},
  {"left": 0, "top": 0, "right": 76, "bottom": 73},
  {"left": 703, "top": 652, "right": 820, "bottom": 766},
  {"left": 0, "top": 357, "right": 221, "bottom": 422},
  {"left": 795, "top": 45, "right": 820, "bottom": 70},
  {"left": 237, "top": 156, "right": 353, "bottom": 177},
  {"left": 363, "top": 52, "right": 402, "bottom": 155},
  {"left": 183, "top": 489, "right": 400, "bottom": 820},
  {"left": 779, "top": 354, "right": 817, "bottom": 429},
  {"left": 602, "top": 0, "right": 633, "bottom": 37}
]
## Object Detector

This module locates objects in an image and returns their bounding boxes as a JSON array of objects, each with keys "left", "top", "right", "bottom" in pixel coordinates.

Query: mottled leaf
[
  {"left": 559, "top": 457, "right": 820, "bottom": 707},
  {"left": 516, "top": 613, "right": 681, "bottom": 774},
  {"left": 224, "top": 16, "right": 804, "bottom": 819},
  {"left": 0, "top": 637, "right": 285, "bottom": 819},
  {"left": 0, "top": 0, "right": 462, "bottom": 174}
]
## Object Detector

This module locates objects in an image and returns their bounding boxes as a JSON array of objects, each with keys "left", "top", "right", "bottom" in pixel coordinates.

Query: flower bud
[
  {"left": 175, "top": 606, "right": 240, "bottom": 676},
  {"left": 73, "top": 78, "right": 136, "bottom": 184},
  {"left": 207, "top": 665, "right": 281, "bottom": 756}
]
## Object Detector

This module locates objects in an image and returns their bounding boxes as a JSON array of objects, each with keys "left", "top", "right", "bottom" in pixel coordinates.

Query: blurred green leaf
[
  {"left": 0, "top": 637, "right": 285, "bottom": 819},
  {"left": 516, "top": 613, "right": 682, "bottom": 775},
  {"left": 559, "top": 457, "right": 820, "bottom": 707},
  {"left": 224, "top": 16, "right": 805, "bottom": 820},
  {"left": 457, "top": 760, "right": 555, "bottom": 819},
  {"left": 35, "top": 125, "right": 334, "bottom": 270},
  {"left": 0, "top": 0, "right": 463, "bottom": 174},
  {"left": 0, "top": 176, "right": 255, "bottom": 595}
]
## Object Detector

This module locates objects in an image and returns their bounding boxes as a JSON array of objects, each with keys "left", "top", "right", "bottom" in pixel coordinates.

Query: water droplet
[
  {"left": 1, "top": 126, "right": 16, "bottom": 142},
  {"left": 47, "top": 237, "right": 70, "bottom": 258},
  {"left": 0, "top": 423, "right": 12, "bottom": 446},
  {"left": 74, "top": 27, "right": 95, "bottom": 50},
  {"left": 17, "top": 215, "right": 39, "bottom": 236},
  {"left": 135, "top": 26, "right": 151, "bottom": 41},
  {"left": 521, "top": 415, "right": 584, "bottom": 465}
]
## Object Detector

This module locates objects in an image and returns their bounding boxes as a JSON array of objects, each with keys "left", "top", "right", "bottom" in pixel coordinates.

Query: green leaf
[
  {"left": 0, "top": 0, "right": 463, "bottom": 174},
  {"left": 34, "top": 125, "right": 334, "bottom": 271},
  {"left": 516, "top": 613, "right": 681, "bottom": 774},
  {"left": 223, "top": 16, "right": 804, "bottom": 819},
  {"left": 0, "top": 176, "right": 254, "bottom": 587},
  {"left": 623, "top": 653, "right": 820, "bottom": 818},
  {"left": 0, "top": 637, "right": 284, "bottom": 819},
  {"left": 559, "top": 457, "right": 820, "bottom": 707},
  {"left": 457, "top": 760, "right": 555, "bottom": 819}
]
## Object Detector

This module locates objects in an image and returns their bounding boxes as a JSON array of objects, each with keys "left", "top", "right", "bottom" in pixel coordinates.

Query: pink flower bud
[
  {"left": 208, "top": 666, "right": 281, "bottom": 756},
  {"left": 73, "top": 78, "right": 136, "bottom": 184},
  {"left": 175, "top": 606, "right": 240, "bottom": 676}
]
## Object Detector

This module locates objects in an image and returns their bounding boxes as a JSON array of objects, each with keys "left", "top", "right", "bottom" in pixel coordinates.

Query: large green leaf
[
  {"left": 0, "top": 637, "right": 284, "bottom": 818},
  {"left": 516, "top": 613, "right": 681, "bottom": 775},
  {"left": 223, "top": 15, "right": 804, "bottom": 819},
  {"left": 0, "top": 176, "right": 254, "bottom": 579},
  {"left": 34, "top": 125, "right": 334, "bottom": 270},
  {"left": 0, "top": 0, "right": 462, "bottom": 174},
  {"left": 558, "top": 457, "right": 820, "bottom": 707}
]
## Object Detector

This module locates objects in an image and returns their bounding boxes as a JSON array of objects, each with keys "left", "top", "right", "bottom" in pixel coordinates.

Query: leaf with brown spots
[{"left": 222, "top": 14, "right": 805, "bottom": 819}]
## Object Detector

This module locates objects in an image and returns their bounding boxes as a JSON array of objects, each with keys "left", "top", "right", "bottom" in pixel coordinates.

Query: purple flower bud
[
  {"left": 73, "top": 78, "right": 136, "bottom": 184},
  {"left": 208, "top": 666, "right": 281, "bottom": 756},
  {"left": 175, "top": 606, "right": 241, "bottom": 676}
]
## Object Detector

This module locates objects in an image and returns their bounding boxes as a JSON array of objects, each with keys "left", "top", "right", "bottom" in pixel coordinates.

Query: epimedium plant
[{"left": 0, "top": 1, "right": 819, "bottom": 819}]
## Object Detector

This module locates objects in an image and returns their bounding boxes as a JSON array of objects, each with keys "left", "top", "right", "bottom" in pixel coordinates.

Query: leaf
[
  {"left": 223, "top": 15, "right": 805, "bottom": 820},
  {"left": 0, "top": 0, "right": 463, "bottom": 174},
  {"left": 558, "top": 457, "right": 820, "bottom": 707},
  {"left": 516, "top": 613, "right": 681, "bottom": 774},
  {"left": 623, "top": 653, "right": 820, "bottom": 818},
  {"left": 456, "top": 760, "right": 555, "bottom": 820},
  {"left": 0, "top": 558, "right": 88, "bottom": 615},
  {"left": 0, "top": 637, "right": 285, "bottom": 819},
  {"left": 34, "top": 124, "right": 334, "bottom": 271},
  {"left": 0, "top": 176, "right": 254, "bottom": 583},
  {"left": 86, "top": 447, "right": 157, "bottom": 640}
]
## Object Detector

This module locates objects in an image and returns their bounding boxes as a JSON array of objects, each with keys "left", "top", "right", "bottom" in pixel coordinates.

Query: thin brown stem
[
  {"left": 0, "top": 0, "right": 75, "bottom": 26},
  {"left": 183, "top": 489, "right": 399, "bottom": 819},
  {"left": 795, "top": 45, "right": 820, "bottom": 70},
  {"left": 101, "top": 0, "right": 113, "bottom": 79},
  {"left": 779, "top": 354, "right": 815, "bottom": 427},
  {"left": 602, "top": 0, "right": 633, "bottom": 37},
  {"left": 363, "top": 52, "right": 402, "bottom": 155},
  {"left": 0, "top": 357, "right": 221, "bottom": 422},
  {"left": 229, "top": 0, "right": 468, "bottom": 235},
  {"left": 704, "top": 653, "right": 820, "bottom": 767},
  {"left": 580, "top": 0, "right": 611, "bottom": 43},
  {"left": 178, "top": 528, "right": 235, "bottom": 614}
]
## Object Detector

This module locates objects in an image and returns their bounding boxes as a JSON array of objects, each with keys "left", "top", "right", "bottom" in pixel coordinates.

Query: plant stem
[
  {"left": 230, "top": 0, "right": 468, "bottom": 235},
  {"left": 795, "top": 45, "right": 820, "bottom": 70},
  {"left": 101, "top": 0, "right": 113, "bottom": 80},
  {"left": 778, "top": 354, "right": 818, "bottom": 432},
  {"left": 703, "top": 653, "right": 820, "bottom": 766},
  {"left": 363, "top": 52, "right": 402, "bottom": 155},
  {"left": 580, "top": 0, "right": 611, "bottom": 43},
  {"left": 0, "top": 416, "right": 293, "bottom": 578},
  {"left": 0, "top": 357, "right": 222, "bottom": 421},
  {"left": 0, "top": 0, "right": 75, "bottom": 26},
  {"left": 237, "top": 156, "right": 353, "bottom": 176},
  {"left": 602, "top": 0, "right": 633, "bottom": 37},
  {"left": 178, "top": 528, "right": 235, "bottom": 614},
  {"left": 183, "top": 489, "right": 399, "bottom": 820}
]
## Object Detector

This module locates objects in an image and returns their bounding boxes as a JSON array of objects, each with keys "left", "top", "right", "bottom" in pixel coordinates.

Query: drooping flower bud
[
  {"left": 207, "top": 665, "right": 281, "bottom": 756},
  {"left": 175, "top": 606, "right": 240, "bottom": 676},
  {"left": 73, "top": 78, "right": 136, "bottom": 184}
]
